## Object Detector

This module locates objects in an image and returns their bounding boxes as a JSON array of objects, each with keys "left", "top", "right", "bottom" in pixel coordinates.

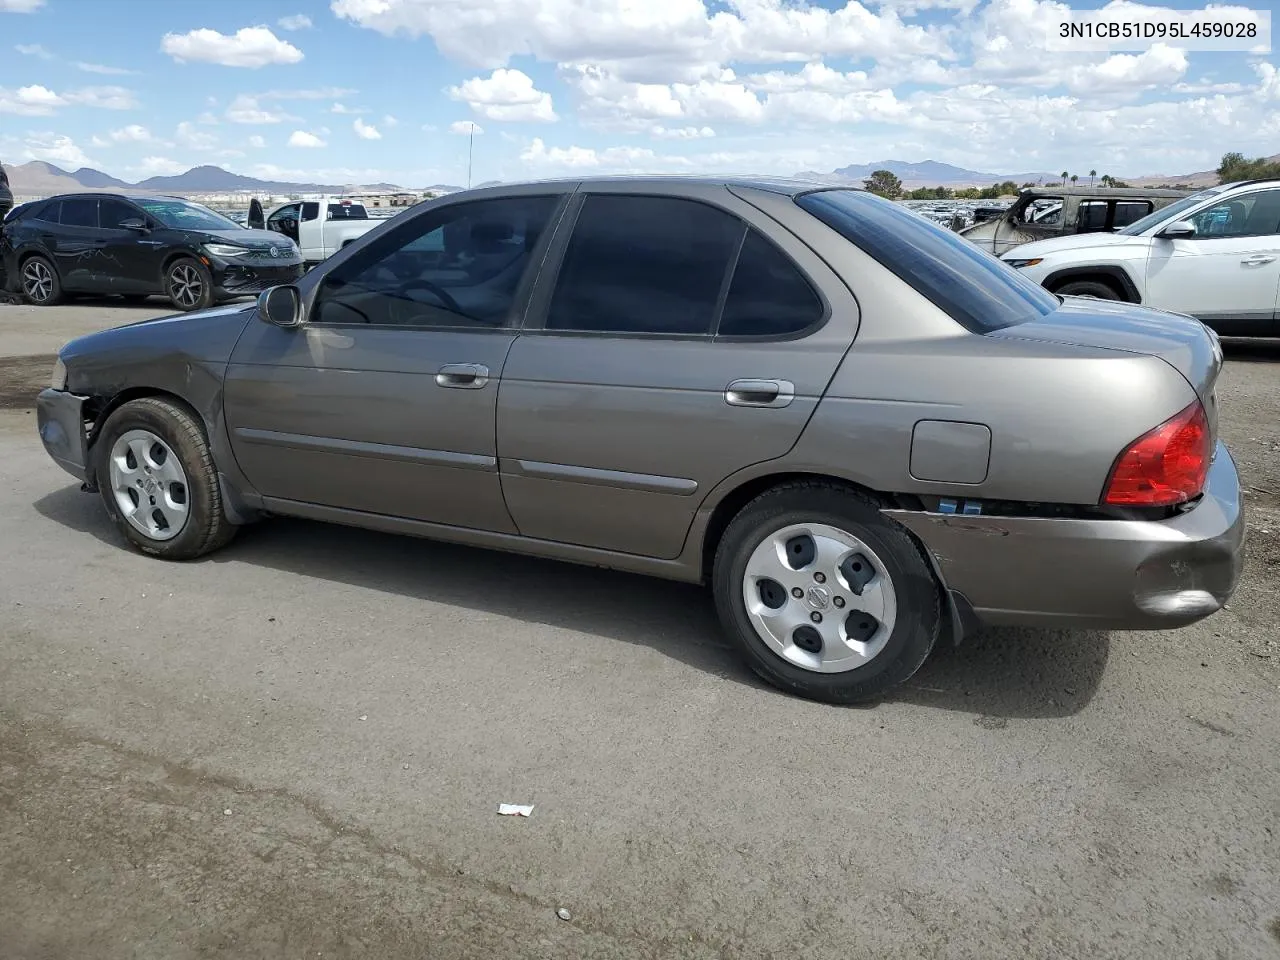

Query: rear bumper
[
  {"left": 36, "top": 388, "right": 90, "bottom": 482},
  {"left": 887, "top": 442, "right": 1245, "bottom": 631}
]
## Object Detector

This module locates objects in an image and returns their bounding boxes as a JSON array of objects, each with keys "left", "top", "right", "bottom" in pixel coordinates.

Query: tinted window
[
  {"left": 1187, "top": 189, "right": 1280, "bottom": 238},
  {"left": 328, "top": 203, "right": 368, "bottom": 220},
  {"left": 718, "top": 229, "right": 823, "bottom": 337},
  {"left": 312, "top": 195, "right": 560, "bottom": 329},
  {"left": 546, "top": 195, "right": 742, "bottom": 335},
  {"left": 58, "top": 197, "right": 98, "bottom": 228},
  {"left": 301, "top": 202, "right": 320, "bottom": 222},
  {"left": 1077, "top": 200, "right": 1109, "bottom": 232},
  {"left": 1112, "top": 201, "right": 1153, "bottom": 228},
  {"left": 797, "top": 189, "right": 1059, "bottom": 333},
  {"left": 99, "top": 198, "right": 139, "bottom": 229}
]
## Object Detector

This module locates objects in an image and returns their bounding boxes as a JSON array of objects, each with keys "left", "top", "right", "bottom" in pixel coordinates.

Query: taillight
[{"left": 1103, "top": 400, "right": 1211, "bottom": 507}]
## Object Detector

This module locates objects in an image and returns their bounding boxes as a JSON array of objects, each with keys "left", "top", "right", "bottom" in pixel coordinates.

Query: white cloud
[
  {"left": 248, "top": 134, "right": 266, "bottom": 148},
  {"left": 353, "top": 117, "right": 382, "bottom": 139},
  {"left": 288, "top": 129, "right": 327, "bottom": 147},
  {"left": 177, "top": 121, "right": 218, "bottom": 149},
  {"left": 135, "top": 156, "right": 189, "bottom": 176},
  {"left": 90, "top": 135, "right": 109, "bottom": 148},
  {"left": 0, "top": 85, "right": 64, "bottom": 115},
  {"left": 650, "top": 125, "right": 715, "bottom": 139},
  {"left": 161, "top": 26, "right": 304, "bottom": 68},
  {"left": 15, "top": 43, "right": 52, "bottom": 58},
  {"left": 278, "top": 13, "right": 313, "bottom": 30},
  {"left": 449, "top": 120, "right": 484, "bottom": 134},
  {"left": 383, "top": 114, "right": 399, "bottom": 127},
  {"left": 261, "top": 86, "right": 355, "bottom": 100},
  {"left": 448, "top": 68, "right": 557, "bottom": 122},
  {"left": 64, "top": 86, "right": 138, "bottom": 109},
  {"left": 0, "top": 0, "right": 45, "bottom": 11},
  {"left": 21, "top": 132, "right": 95, "bottom": 167},
  {"left": 225, "top": 94, "right": 299, "bottom": 124},
  {"left": 76, "top": 62, "right": 139, "bottom": 76},
  {"left": 110, "top": 124, "right": 152, "bottom": 142},
  {"left": 331, "top": 101, "right": 367, "bottom": 114}
]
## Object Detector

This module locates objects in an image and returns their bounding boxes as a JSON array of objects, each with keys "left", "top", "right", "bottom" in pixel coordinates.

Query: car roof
[{"left": 444, "top": 174, "right": 858, "bottom": 198}]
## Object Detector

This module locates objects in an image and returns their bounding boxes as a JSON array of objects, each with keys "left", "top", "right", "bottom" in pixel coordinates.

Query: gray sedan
[{"left": 36, "top": 177, "right": 1245, "bottom": 703}]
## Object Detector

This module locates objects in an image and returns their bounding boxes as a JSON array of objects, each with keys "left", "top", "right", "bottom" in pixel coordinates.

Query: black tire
[
  {"left": 712, "top": 482, "right": 940, "bottom": 704},
  {"left": 95, "top": 397, "right": 236, "bottom": 560},
  {"left": 20, "top": 254, "right": 62, "bottom": 306},
  {"left": 1055, "top": 279, "right": 1121, "bottom": 301},
  {"left": 164, "top": 257, "right": 214, "bottom": 312}
]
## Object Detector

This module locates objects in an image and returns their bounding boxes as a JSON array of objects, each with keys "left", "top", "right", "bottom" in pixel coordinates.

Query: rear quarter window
[{"left": 796, "top": 189, "right": 1059, "bottom": 333}]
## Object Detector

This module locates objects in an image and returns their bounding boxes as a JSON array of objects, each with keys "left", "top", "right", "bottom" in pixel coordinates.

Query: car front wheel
[
  {"left": 21, "top": 255, "right": 62, "bottom": 306},
  {"left": 713, "top": 482, "right": 940, "bottom": 704},
  {"left": 95, "top": 397, "right": 236, "bottom": 560},
  {"left": 165, "top": 258, "right": 214, "bottom": 312},
  {"left": 1055, "top": 279, "right": 1121, "bottom": 300}
]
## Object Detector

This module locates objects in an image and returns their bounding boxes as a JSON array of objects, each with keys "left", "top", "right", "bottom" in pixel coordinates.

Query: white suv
[{"left": 1002, "top": 179, "right": 1280, "bottom": 337}]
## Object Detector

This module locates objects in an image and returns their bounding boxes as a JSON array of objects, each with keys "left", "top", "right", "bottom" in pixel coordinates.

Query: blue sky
[{"left": 1, "top": 0, "right": 1276, "bottom": 187}]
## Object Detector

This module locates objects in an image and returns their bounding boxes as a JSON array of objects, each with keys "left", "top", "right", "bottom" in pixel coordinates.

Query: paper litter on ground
[{"left": 497, "top": 803, "right": 534, "bottom": 817}]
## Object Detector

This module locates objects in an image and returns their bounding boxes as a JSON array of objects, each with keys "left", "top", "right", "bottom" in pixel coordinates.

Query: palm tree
[
  {"left": 1100, "top": 174, "right": 1113, "bottom": 188},
  {"left": 1070, "top": 174, "right": 1078, "bottom": 186},
  {"left": 1089, "top": 169, "right": 1096, "bottom": 187},
  {"left": 1061, "top": 170, "right": 1069, "bottom": 186}
]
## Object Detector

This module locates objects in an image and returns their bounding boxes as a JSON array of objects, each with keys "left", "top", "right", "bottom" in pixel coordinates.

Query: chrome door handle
[
  {"left": 1241, "top": 254, "right": 1276, "bottom": 265},
  {"left": 436, "top": 363, "right": 489, "bottom": 389},
  {"left": 725, "top": 379, "right": 795, "bottom": 408}
]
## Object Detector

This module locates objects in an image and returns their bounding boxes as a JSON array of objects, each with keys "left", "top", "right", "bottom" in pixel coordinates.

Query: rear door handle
[
  {"left": 1241, "top": 254, "right": 1277, "bottom": 265},
  {"left": 725, "top": 379, "right": 795, "bottom": 408},
  {"left": 436, "top": 363, "right": 489, "bottom": 389}
]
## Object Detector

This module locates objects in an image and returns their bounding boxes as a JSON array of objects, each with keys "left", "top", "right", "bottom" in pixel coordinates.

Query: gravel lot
[{"left": 2, "top": 301, "right": 1278, "bottom": 959}]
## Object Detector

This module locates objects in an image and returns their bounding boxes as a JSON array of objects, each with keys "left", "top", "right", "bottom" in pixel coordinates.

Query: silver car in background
[{"left": 37, "top": 177, "right": 1244, "bottom": 703}]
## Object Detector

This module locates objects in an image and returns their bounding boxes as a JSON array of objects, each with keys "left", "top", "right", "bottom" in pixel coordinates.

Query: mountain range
[{"left": 1, "top": 157, "right": 1233, "bottom": 199}]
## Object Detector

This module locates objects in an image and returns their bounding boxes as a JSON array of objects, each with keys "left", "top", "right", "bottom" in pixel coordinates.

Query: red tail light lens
[{"left": 1103, "top": 400, "right": 1211, "bottom": 507}]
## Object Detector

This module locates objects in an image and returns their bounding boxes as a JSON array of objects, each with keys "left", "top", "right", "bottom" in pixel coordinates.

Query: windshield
[
  {"left": 133, "top": 198, "right": 242, "bottom": 231},
  {"left": 1117, "top": 186, "right": 1227, "bottom": 235},
  {"left": 796, "top": 188, "right": 1059, "bottom": 333}
]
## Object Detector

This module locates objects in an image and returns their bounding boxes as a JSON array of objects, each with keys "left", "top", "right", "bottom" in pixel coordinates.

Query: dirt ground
[{"left": 1, "top": 301, "right": 1278, "bottom": 959}]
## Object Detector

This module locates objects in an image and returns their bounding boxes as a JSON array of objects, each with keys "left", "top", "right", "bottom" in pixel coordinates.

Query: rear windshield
[
  {"left": 796, "top": 189, "right": 1059, "bottom": 333},
  {"left": 328, "top": 203, "right": 368, "bottom": 219}
]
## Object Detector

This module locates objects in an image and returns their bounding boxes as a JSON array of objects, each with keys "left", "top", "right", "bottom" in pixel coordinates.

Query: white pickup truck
[{"left": 247, "top": 196, "right": 381, "bottom": 268}]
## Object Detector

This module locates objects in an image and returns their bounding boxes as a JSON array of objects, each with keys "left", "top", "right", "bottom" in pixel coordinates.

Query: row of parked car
[{"left": 3, "top": 174, "right": 1279, "bottom": 335}]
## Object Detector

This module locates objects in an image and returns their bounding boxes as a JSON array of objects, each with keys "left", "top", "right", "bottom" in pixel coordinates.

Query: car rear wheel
[
  {"left": 95, "top": 397, "right": 236, "bottom": 560},
  {"left": 21, "top": 255, "right": 62, "bottom": 306},
  {"left": 165, "top": 258, "right": 213, "bottom": 312},
  {"left": 1055, "top": 279, "right": 1121, "bottom": 300},
  {"left": 713, "top": 482, "right": 940, "bottom": 704}
]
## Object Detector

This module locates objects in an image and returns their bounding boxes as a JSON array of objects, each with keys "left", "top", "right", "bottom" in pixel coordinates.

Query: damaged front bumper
[
  {"left": 887, "top": 442, "right": 1245, "bottom": 631},
  {"left": 37, "top": 387, "right": 91, "bottom": 483}
]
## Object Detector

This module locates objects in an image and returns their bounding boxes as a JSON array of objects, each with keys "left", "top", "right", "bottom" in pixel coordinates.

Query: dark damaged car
[{"left": 2, "top": 193, "right": 304, "bottom": 311}]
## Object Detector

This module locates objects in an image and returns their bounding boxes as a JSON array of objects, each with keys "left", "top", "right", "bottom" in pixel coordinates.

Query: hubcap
[
  {"left": 169, "top": 264, "right": 203, "bottom": 308},
  {"left": 22, "top": 260, "right": 53, "bottom": 302},
  {"left": 107, "top": 429, "right": 190, "bottom": 541},
  {"left": 741, "top": 522, "right": 897, "bottom": 673}
]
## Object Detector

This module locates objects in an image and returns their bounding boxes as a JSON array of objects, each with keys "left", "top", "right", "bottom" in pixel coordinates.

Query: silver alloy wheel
[
  {"left": 22, "top": 259, "right": 54, "bottom": 303},
  {"left": 107, "top": 429, "right": 190, "bottom": 541},
  {"left": 741, "top": 522, "right": 898, "bottom": 673},
  {"left": 168, "top": 263, "right": 203, "bottom": 308}
]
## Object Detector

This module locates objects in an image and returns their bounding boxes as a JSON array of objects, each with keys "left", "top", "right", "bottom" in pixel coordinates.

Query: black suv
[{"left": 1, "top": 193, "right": 304, "bottom": 310}]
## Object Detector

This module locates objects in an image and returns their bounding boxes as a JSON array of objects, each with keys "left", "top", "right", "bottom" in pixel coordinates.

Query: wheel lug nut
[
  {"left": 791, "top": 588, "right": 803, "bottom": 599},
  {"left": 814, "top": 572, "right": 826, "bottom": 583},
  {"left": 810, "top": 612, "right": 823, "bottom": 624},
  {"left": 833, "top": 596, "right": 846, "bottom": 608}
]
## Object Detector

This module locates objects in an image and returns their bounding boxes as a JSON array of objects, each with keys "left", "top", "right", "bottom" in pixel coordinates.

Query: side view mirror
[
  {"left": 258, "top": 285, "right": 304, "bottom": 328},
  {"left": 1157, "top": 220, "right": 1197, "bottom": 239},
  {"left": 119, "top": 218, "right": 149, "bottom": 232}
]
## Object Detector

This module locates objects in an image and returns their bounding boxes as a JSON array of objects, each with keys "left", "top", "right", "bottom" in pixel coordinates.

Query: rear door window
[
  {"left": 98, "top": 198, "right": 139, "bottom": 229},
  {"left": 717, "top": 228, "right": 824, "bottom": 337},
  {"left": 1112, "top": 201, "right": 1153, "bottom": 228},
  {"left": 545, "top": 195, "right": 742, "bottom": 336},
  {"left": 58, "top": 197, "right": 98, "bottom": 228}
]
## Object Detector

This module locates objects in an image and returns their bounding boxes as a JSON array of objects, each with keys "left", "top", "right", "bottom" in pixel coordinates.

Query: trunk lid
[{"left": 987, "top": 295, "right": 1223, "bottom": 434}]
